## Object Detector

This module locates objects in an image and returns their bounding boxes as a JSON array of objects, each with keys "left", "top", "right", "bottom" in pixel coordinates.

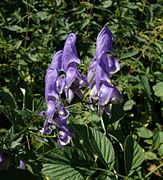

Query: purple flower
[
  {"left": 42, "top": 32, "right": 88, "bottom": 145},
  {"left": 61, "top": 33, "right": 87, "bottom": 103},
  {"left": 45, "top": 33, "right": 87, "bottom": 104},
  {"left": 19, "top": 160, "right": 25, "bottom": 170},
  {"left": 45, "top": 51, "right": 63, "bottom": 104},
  {"left": 87, "top": 27, "right": 121, "bottom": 115}
]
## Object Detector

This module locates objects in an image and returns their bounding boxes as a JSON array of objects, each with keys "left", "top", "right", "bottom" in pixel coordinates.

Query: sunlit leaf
[
  {"left": 145, "top": 151, "right": 157, "bottom": 160},
  {"left": 123, "top": 100, "right": 136, "bottom": 111},
  {"left": 153, "top": 82, "right": 163, "bottom": 97},
  {"left": 136, "top": 127, "right": 153, "bottom": 138}
]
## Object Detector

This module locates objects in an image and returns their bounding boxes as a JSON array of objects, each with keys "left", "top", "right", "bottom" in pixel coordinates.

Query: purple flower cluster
[
  {"left": 42, "top": 27, "right": 121, "bottom": 146},
  {"left": 87, "top": 27, "right": 121, "bottom": 115},
  {"left": 41, "top": 33, "right": 87, "bottom": 146}
]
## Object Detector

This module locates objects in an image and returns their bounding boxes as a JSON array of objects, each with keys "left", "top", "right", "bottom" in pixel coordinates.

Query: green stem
[
  {"left": 12, "top": 122, "right": 32, "bottom": 141},
  {"left": 145, "top": 163, "right": 163, "bottom": 179},
  {"left": 100, "top": 116, "right": 106, "bottom": 135}
]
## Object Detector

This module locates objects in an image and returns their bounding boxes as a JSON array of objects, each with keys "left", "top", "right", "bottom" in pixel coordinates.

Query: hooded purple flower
[
  {"left": 87, "top": 27, "right": 121, "bottom": 115},
  {"left": 41, "top": 51, "right": 63, "bottom": 135},
  {"left": 41, "top": 32, "right": 88, "bottom": 145},
  {"left": 61, "top": 33, "right": 88, "bottom": 103}
]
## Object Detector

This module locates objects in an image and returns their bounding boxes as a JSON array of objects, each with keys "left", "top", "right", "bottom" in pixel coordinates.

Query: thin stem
[
  {"left": 30, "top": 131, "right": 56, "bottom": 138},
  {"left": 145, "top": 163, "right": 163, "bottom": 178},
  {"left": 26, "top": 135, "right": 31, "bottom": 150},
  {"left": 100, "top": 116, "right": 106, "bottom": 135}
]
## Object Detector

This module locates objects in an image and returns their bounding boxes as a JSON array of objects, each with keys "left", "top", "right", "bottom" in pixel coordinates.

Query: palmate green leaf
[
  {"left": 124, "top": 135, "right": 145, "bottom": 177},
  {"left": 42, "top": 163, "right": 83, "bottom": 180},
  {"left": 89, "top": 128, "right": 115, "bottom": 169},
  {"left": 97, "top": 172, "right": 112, "bottom": 180},
  {"left": 41, "top": 147, "right": 94, "bottom": 180},
  {"left": 73, "top": 125, "right": 115, "bottom": 169}
]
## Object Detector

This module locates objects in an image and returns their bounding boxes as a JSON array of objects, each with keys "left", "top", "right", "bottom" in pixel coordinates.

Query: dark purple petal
[
  {"left": 104, "top": 104, "right": 112, "bottom": 116},
  {"left": 76, "top": 71, "right": 88, "bottom": 87},
  {"left": 96, "top": 27, "right": 113, "bottom": 58},
  {"left": 74, "top": 87, "right": 83, "bottom": 100},
  {"left": 41, "top": 121, "right": 52, "bottom": 134},
  {"left": 57, "top": 126, "right": 71, "bottom": 146},
  {"left": 107, "top": 56, "right": 120, "bottom": 75}
]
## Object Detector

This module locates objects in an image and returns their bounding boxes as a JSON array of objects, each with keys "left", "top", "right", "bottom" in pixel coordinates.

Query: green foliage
[
  {"left": 124, "top": 135, "right": 145, "bottom": 177},
  {"left": 0, "top": 0, "right": 163, "bottom": 179}
]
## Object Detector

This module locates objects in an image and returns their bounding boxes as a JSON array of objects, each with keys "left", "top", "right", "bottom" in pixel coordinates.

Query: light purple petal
[
  {"left": 62, "top": 33, "right": 80, "bottom": 71},
  {"left": 65, "top": 88, "right": 74, "bottom": 103},
  {"left": 50, "top": 50, "right": 63, "bottom": 70},
  {"left": 58, "top": 105, "right": 70, "bottom": 120},
  {"left": 96, "top": 27, "right": 113, "bottom": 58},
  {"left": 46, "top": 101, "right": 56, "bottom": 123},
  {"left": 99, "top": 84, "right": 121, "bottom": 106},
  {"left": 20, "top": 160, "right": 25, "bottom": 170},
  {"left": 90, "top": 85, "right": 98, "bottom": 100},
  {"left": 56, "top": 76, "right": 66, "bottom": 94},
  {"left": 95, "top": 64, "right": 111, "bottom": 92},
  {"left": 65, "top": 67, "right": 77, "bottom": 88},
  {"left": 45, "top": 68, "right": 59, "bottom": 103}
]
